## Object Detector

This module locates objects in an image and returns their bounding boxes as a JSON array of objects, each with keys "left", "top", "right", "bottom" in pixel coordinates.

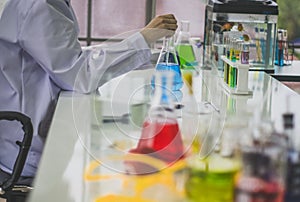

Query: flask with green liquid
[
  {"left": 176, "top": 20, "right": 197, "bottom": 70},
  {"left": 185, "top": 153, "right": 240, "bottom": 202}
]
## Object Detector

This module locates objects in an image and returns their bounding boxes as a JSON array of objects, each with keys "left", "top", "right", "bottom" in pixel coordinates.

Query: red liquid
[
  {"left": 130, "top": 119, "right": 185, "bottom": 164},
  {"left": 235, "top": 176, "right": 285, "bottom": 202}
]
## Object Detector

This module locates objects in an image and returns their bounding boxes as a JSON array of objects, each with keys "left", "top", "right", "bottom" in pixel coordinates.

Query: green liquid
[
  {"left": 176, "top": 44, "right": 197, "bottom": 69},
  {"left": 185, "top": 156, "right": 240, "bottom": 202},
  {"left": 186, "top": 170, "right": 236, "bottom": 202}
]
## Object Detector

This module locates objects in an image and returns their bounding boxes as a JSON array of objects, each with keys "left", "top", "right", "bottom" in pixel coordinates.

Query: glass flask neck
[
  {"left": 180, "top": 20, "right": 190, "bottom": 33},
  {"left": 176, "top": 20, "right": 191, "bottom": 44},
  {"left": 163, "top": 36, "right": 171, "bottom": 50},
  {"left": 159, "top": 37, "right": 179, "bottom": 65},
  {"left": 150, "top": 71, "right": 176, "bottom": 119}
]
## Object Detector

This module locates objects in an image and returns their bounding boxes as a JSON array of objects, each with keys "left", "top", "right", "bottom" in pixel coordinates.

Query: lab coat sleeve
[{"left": 18, "top": 0, "right": 152, "bottom": 93}]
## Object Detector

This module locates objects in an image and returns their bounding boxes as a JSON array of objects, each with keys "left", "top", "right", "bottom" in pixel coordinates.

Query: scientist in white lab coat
[{"left": 0, "top": 0, "right": 177, "bottom": 179}]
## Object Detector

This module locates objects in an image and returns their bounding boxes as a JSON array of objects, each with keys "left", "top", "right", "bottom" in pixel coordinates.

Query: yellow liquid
[
  {"left": 186, "top": 155, "right": 240, "bottom": 202},
  {"left": 191, "top": 134, "right": 202, "bottom": 154}
]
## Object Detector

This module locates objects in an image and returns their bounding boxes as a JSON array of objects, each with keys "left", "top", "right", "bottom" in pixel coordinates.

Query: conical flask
[
  {"left": 175, "top": 20, "right": 197, "bottom": 69},
  {"left": 131, "top": 70, "right": 185, "bottom": 164},
  {"left": 152, "top": 36, "right": 183, "bottom": 92}
]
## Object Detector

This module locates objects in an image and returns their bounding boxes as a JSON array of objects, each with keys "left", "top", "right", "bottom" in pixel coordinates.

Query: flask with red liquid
[
  {"left": 129, "top": 71, "right": 185, "bottom": 165},
  {"left": 235, "top": 119, "right": 286, "bottom": 202}
]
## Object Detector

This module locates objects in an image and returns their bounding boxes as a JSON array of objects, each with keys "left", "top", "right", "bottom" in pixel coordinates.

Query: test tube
[
  {"left": 232, "top": 67, "right": 237, "bottom": 88},
  {"left": 241, "top": 42, "right": 250, "bottom": 64},
  {"left": 225, "top": 37, "right": 230, "bottom": 59},
  {"left": 283, "top": 30, "right": 288, "bottom": 64},
  {"left": 255, "top": 27, "right": 262, "bottom": 63},
  {"left": 259, "top": 28, "right": 266, "bottom": 64},
  {"left": 276, "top": 30, "right": 284, "bottom": 66},
  {"left": 235, "top": 40, "right": 243, "bottom": 62},
  {"left": 228, "top": 65, "right": 232, "bottom": 87},
  {"left": 229, "top": 38, "right": 236, "bottom": 62},
  {"left": 224, "top": 63, "right": 229, "bottom": 84}
]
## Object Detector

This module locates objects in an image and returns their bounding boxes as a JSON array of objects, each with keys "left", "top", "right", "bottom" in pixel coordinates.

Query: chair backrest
[{"left": 0, "top": 111, "right": 33, "bottom": 193}]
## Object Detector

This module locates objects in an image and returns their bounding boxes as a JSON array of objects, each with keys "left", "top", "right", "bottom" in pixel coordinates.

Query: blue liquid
[
  {"left": 150, "top": 89, "right": 183, "bottom": 102},
  {"left": 275, "top": 41, "right": 284, "bottom": 66},
  {"left": 151, "top": 63, "right": 183, "bottom": 91}
]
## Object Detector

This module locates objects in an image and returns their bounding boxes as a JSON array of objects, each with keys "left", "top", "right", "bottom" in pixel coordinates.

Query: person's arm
[{"left": 19, "top": 0, "right": 151, "bottom": 93}]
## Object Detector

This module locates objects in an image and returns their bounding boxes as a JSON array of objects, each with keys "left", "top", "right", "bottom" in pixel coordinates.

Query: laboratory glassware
[
  {"left": 151, "top": 36, "right": 183, "bottom": 91},
  {"left": 181, "top": 71, "right": 198, "bottom": 153},
  {"left": 130, "top": 71, "right": 185, "bottom": 165},
  {"left": 235, "top": 119, "right": 286, "bottom": 202},
  {"left": 203, "top": 0, "right": 278, "bottom": 70},
  {"left": 176, "top": 20, "right": 197, "bottom": 70},
  {"left": 185, "top": 152, "right": 240, "bottom": 202},
  {"left": 282, "top": 113, "right": 300, "bottom": 201},
  {"left": 275, "top": 29, "right": 284, "bottom": 67}
]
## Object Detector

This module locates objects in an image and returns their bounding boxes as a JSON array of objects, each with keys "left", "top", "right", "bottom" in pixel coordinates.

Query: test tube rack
[{"left": 220, "top": 56, "right": 253, "bottom": 95}]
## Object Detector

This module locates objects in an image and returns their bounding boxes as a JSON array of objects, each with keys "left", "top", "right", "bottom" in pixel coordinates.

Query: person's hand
[{"left": 140, "top": 14, "right": 178, "bottom": 44}]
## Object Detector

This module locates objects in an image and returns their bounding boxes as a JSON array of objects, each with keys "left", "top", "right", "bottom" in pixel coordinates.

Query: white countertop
[
  {"left": 273, "top": 60, "right": 300, "bottom": 77},
  {"left": 28, "top": 68, "right": 300, "bottom": 202}
]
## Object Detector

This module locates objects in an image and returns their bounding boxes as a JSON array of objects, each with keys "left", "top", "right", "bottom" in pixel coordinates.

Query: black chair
[{"left": 0, "top": 111, "right": 33, "bottom": 202}]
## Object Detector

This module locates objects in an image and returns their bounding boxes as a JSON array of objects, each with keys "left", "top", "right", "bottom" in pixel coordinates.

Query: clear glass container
[
  {"left": 275, "top": 29, "right": 285, "bottom": 67},
  {"left": 185, "top": 115, "right": 243, "bottom": 202},
  {"left": 151, "top": 36, "right": 183, "bottom": 92},
  {"left": 181, "top": 71, "right": 216, "bottom": 155},
  {"left": 203, "top": 0, "right": 278, "bottom": 70},
  {"left": 211, "top": 32, "right": 225, "bottom": 70},
  {"left": 235, "top": 119, "right": 286, "bottom": 202},
  {"left": 175, "top": 20, "right": 198, "bottom": 69},
  {"left": 282, "top": 113, "right": 300, "bottom": 201},
  {"left": 185, "top": 152, "right": 240, "bottom": 202},
  {"left": 131, "top": 71, "right": 185, "bottom": 165}
]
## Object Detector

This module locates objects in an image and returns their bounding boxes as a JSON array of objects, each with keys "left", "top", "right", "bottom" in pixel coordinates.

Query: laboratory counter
[
  {"left": 272, "top": 60, "right": 300, "bottom": 82},
  {"left": 28, "top": 68, "right": 300, "bottom": 202}
]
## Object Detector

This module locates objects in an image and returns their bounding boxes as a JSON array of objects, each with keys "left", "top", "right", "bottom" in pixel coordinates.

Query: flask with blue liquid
[{"left": 151, "top": 36, "right": 183, "bottom": 92}]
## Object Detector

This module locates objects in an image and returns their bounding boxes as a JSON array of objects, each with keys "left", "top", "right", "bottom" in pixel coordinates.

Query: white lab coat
[{"left": 0, "top": 0, "right": 151, "bottom": 176}]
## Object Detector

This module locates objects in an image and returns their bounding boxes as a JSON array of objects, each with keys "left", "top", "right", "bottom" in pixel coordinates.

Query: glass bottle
[
  {"left": 175, "top": 20, "right": 197, "bottom": 69},
  {"left": 240, "top": 42, "right": 250, "bottom": 64},
  {"left": 235, "top": 119, "right": 286, "bottom": 202},
  {"left": 185, "top": 115, "right": 243, "bottom": 202},
  {"left": 152, "top": 36, "right": 183, "bottom": 92},
  {"left": 275, "top": 29, "right": 284, "bottom": 67},
  {"left": 131, "top": 71, "right": 185, "bottom": 165},
  {"left": 186, "top": 152, "right": 240, "bottom": 202},
  {"left": 283, "top": 113, "right": 300, "bottom": 201},
  {"left": 212, "top": 32, "right": 225, "bottom": 70}
]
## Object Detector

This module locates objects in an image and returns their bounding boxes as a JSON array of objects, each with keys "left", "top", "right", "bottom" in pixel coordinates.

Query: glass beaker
[
  {"left": 185, "top": 152, "right": 240, "bottom": 202},
  {"left": 235, "top": 119, "right": 286, "bottom": 202},
  {"left": 131, "top": 70, "right": 185, "bottom": 165},
  {"left": 175, "top": 20, "right": 198, "bottom": 69},
  {"left": 282, "top": 113, "right": 300, "bottom": 201},
  {"left": 151, "top": 36, "right": 183, "bottom": 92}
]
